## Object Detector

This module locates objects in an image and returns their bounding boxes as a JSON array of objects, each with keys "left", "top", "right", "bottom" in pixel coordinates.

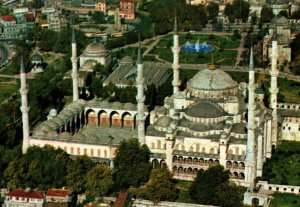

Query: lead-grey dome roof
[{"left": 187, "top": 69, "right": 238, "bottom": 91}]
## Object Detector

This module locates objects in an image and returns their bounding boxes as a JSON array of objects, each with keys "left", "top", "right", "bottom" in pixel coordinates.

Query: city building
[
  {"left": 119, "top": 0, "right": 135, "bottom": 20},
  {"left": 0, "top": 15, "right": 26, "bottom": 40},
  {"left": 95, "top": 0, "right": 108, "bottom": 14},
  {"left": 46, "top": 189, "right": 72, "bottom": 207},
  {"left": 4, "top": 189, "right": 44, "bottom": 207}
]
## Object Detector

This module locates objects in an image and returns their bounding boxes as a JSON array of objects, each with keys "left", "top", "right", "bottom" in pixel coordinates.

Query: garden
[{"left": 147, "top": 34, "right": 240, "bottom": 65}]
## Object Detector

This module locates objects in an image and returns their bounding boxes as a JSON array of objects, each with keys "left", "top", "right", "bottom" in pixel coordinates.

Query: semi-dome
[
  {"left": 84, "top": 42, "right": 106, "bottom": 56},
  {"left": 187, "top": 69, "right": 238, "bottom": 91}
]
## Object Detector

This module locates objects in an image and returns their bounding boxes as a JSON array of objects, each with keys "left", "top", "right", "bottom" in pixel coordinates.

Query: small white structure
[{"left": 79, "top": 41, "right": 111, "bottom": 70}]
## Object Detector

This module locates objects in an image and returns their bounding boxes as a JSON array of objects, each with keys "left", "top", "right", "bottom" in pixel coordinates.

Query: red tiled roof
[
  {"left": 47, "top": 189, "right": 70, "bottom": 197},
  {"left": 24, "top": 13, "right": 35, "bottom": 20},
  {"left": 1, "top": 15, "right": 15, "bottom": 22},
  {"left": 114, "top": 192, "right": 128, "bottom": 207},
  {"left": 120, "top": 0, "right": 134, "bottom": 2},
  {"left": 7, "top": 189, "right": 44, "bottom": 199}
]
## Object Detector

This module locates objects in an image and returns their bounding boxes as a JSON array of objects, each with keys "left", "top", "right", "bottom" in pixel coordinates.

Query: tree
[
  {"left": 291, "top": 8, "right": 300, "bottom": 19},
  {"left": 214, "top": 183, "right": 244, "bottom": 207},
  {"left": 39, "top": 29, "right": 58, "bottom": 52},
  {"left": 207, "top": 2, "right": 219, "bottom": 23},
  {"left": 85, "top": 165, "right": 114, "bottom": 197},
  {"left": 4, "top": 146, "right": 69, "bottom": 190},
  {"left": 224, "top": 0, "right": 250, "bottom": 23},
  {"left": 66, "top": 156, "right": 96, "bottom": 193},
  {"left": 260, "top": 5, "right": 274, "bottom": 24},
  {"left": 189, "top": 165, "right": 229, "bottom": 205},
  {"left": 138, "top": 167, "right": 178, "bottom": 203},
  {"left": 113, "top": 139, "right": 151, "bottom": 190},
  {"left": 91, "top": 11, "right": 105, "bottom": 24},
  {"left": 189, "top": 165, "right": 245, "bottom": 206}
]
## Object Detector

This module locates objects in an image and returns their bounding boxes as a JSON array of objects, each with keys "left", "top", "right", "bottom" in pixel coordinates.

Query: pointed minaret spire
[
  {"left": 245, "top": 46, "right": 256, "bottom": 188},
  {"left": 20, "top": 55, "right": 30, "bottom": 154},
  {"left": 136, "top": 37, "right": 145, "bottom": 144},
  {"left": 137, "top": 36, "right": 142, "bottom": 65},
  {"left": 269, "top": 25, "right": 279, "bottom": 147},
  {"left": 174, "top": 11, "right": 178, "bottom": 35},
  {"left": 172, "top": 12, "right": 181, "bottom": 95},
  {"left": 71, "top": 26, "right": 79, "bottom": 101}
]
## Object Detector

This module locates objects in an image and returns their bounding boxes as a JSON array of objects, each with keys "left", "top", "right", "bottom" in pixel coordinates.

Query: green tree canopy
[
  {"left": 260, "top": 5, "right": 274, "bottom": 24},
  {"left": 138, "top": 167, "right": 178, "bottom": 203},
  {"left": 66, "top": 156, "right": 96, "bottom": 193},
  {"left": 4, "top": 145, "right": 69, "bottom": 190},
  {"left": 189, "top": 165, "right": 245, "bottom": 206},
  {"left": 113, "top": 139, "right": 151, "bottom": 190},
  {"left": 224, "top": 0, "right": 250, "bottom": 23},
  {"left": 91, "top": 11, "right": 105, "bottom": 24},
  {"left": 207, "top": 2, "right": 219, "bottom": 23},
  {"left": 85, "top": 165, "right": 114, "bottom": 197}
]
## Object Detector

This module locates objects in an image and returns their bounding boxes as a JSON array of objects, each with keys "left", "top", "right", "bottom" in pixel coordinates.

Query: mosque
[{"left": 19, "top": 17, "right": 300, "bottom": 190}]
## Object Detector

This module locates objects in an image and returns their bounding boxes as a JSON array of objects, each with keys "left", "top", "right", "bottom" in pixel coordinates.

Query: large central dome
[{"left": 187, "top": 69, "right": 238, "bottom": 91}]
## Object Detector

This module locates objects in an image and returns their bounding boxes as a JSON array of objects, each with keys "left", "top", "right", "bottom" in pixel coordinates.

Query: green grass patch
[
  {"left": 262, "top": 141, "right": 300, "bottom": 185},
  {"left": 149, "top": 34, "right": 239, "bottom": 65},
  {"left": 278, "top": 78, "right": 300, "bottom": 104},
  {"left": 175, "top": 180, "right": 193, "bottom": 203},
  {"left": 0, "top": 64, "right": 16, "bottom": 75},
  {"left": 0, "top": 83, "right": 17, "bottom": 103},
  {"left": 270, "top": 192, "right": 300, "bottom": 207},
  {"left": 151, "top": 48, "right": 237, "bottom": 65}
]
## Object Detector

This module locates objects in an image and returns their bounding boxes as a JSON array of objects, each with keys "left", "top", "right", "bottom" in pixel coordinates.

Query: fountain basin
[{"left": 181, "top": 41, "right": 214, "bottom": 53}]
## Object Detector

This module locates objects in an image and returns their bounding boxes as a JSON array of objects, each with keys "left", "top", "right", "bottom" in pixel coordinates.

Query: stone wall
[{"left": 258, "top": 181, "right": 300, "bottom": 195}]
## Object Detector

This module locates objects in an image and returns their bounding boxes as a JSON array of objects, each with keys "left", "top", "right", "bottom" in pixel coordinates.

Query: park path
[{"left": 235, "top": 33, "right": 246, "bottom": 67}]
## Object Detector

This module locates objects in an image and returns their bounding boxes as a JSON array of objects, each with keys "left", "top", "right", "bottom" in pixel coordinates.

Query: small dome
[
  {"left": 155, "top": 116, "right": 172, "bottom": 128},
  {"left": 32, "top": 53, "right": 43, "bottom": 61},
  {"left": 84, "top": 42, "right": 106, "bottom": 56},
  {"left": 120, "top": 56, "right": 133, "bottom": 64},
  {"left": 49, "top": 109, "right": 57, "bottom": 117},
  {"left": 187, "top": 69, "right": 238, "bottom": 91}
]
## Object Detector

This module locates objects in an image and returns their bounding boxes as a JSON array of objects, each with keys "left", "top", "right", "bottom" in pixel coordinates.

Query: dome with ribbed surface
[
  {"left": 84, "top": 42, "right": 106, "bottom": 56},
  {"left": 187, "top": 69, "right": 238, "bottom": 91}
]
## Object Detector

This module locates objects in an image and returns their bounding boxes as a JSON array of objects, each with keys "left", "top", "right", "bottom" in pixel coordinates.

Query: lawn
[
  {"left": 270, "top": 192, "right": 300, "bottom": 207},
  {"left": 151, "top": 47, "right": 237, "bottom": 65},
  {"left": 0, "top": 83, "right": 17, "bottom": 104},
  {"left": 0, "top": 64, "right": 16, "bottom": 75},
  {"left": 150, "top": 33, "right": 239, "bottom": 65},
  {"left": 175, "top": 180, "right": 193, "bottom": 203},
  {"left": 262, "top": 141, "right": 300, "bottom": 186},
  {"left": 278, "top": 78, "right": 300, "bottom": 104}
]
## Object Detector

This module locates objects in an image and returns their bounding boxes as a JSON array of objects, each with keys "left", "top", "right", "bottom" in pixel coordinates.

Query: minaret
[
  {"left": 172, "top": 14, "right": 181, "bottom": 95},
  {"left": 71, "top": 28, "right": 79, "bottom": 101},
  {"left": 245, "top": 47, "right": 256, "bottom": 188},
  {"left": 20, "top": 56, "right": 30, "bottom": 154},
  {"left": 269, "top": 27, "right": 279, "bottom": 146},
  {"left": 136, "top": 40, "right": 145, "bottom": 144}
]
